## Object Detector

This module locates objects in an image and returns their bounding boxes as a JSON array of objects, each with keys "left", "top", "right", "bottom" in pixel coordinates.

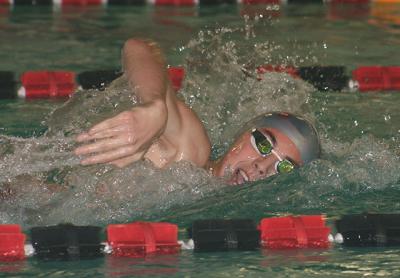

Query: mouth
[{"left": 231, "top": 168, "right": 250, "bottom": 185}]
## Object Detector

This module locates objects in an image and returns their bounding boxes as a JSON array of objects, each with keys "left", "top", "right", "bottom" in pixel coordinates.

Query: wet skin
[{"left": 212, "top": 128, "right": 302, "bottom": 185}]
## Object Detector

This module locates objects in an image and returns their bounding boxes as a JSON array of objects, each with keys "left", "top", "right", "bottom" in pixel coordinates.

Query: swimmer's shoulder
[
  {"left": 174, "top": 99, "right": 211, "bottom": 168},
  {"left": 161, "top": 86, "right": 211, "bottom": 168}
]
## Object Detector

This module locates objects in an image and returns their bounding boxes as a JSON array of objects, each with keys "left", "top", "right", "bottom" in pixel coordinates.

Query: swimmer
[
  {"left": 209, "top": 112, "right": 320, "bottom": 185},
  {"left": 74, "top": 38, "right": 321, "bottom": 185}
]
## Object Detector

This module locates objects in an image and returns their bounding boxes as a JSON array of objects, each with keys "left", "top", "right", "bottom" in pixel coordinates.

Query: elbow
[
  {"left": 123, "top": 38, "right": 149, "bottom": 54},
  {"left": 122, "top": 38, "right": 152, "bottom": 72},
  {"left": 123, "top": 38, "right": 161, "bottom": 55},
  {"left": 123, "top": 38, "right": 165, "bottom": 66}
]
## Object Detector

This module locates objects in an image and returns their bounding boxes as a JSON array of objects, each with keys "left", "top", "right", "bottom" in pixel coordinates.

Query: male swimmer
[{"left": 74, "top": 39, "right": 321, "bottom": 185}]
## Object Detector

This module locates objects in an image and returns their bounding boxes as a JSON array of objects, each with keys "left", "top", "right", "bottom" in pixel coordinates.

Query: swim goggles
[{"left": 250, "top": 129, "right": 295, "bottom": 174}]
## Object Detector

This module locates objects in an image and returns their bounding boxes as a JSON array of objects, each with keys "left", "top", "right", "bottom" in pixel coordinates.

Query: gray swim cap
[{"left": 244, "top": 112, "right": 321, "bottom": 165}]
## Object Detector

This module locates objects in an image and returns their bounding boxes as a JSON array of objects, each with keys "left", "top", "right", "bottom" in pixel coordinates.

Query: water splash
[
  {"left": 0, "top": 135, "right": 79, "bottom": 184},
  {"left": 0, "top": 160, "right": 223, "bottom": 227},
  {"left": 156, "top": 135, "right": 400, "bottom": 226},
  {"left": 181, "top": 27, "right": 316, "bottom": 157},
  {"left": 45, "top": 76, "right": 137, "bottom": 137}
]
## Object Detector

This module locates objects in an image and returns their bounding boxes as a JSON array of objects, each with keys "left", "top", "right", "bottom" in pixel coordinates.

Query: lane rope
[
  {"left": 1, "top": 213, "right": 400, "bottom": 261},
  {"left": 1, "top": 65, "right": 399, "bottom": 100}
]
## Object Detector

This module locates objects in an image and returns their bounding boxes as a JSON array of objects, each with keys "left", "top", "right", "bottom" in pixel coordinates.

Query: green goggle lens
[
  {"left": 276, "top": 159, "right": 295, "bottom": 174},
  {"left": 252, "top": 130, "right": 273, "bottom": 155},
  {"left": 252, "top": 129, "right": 296, "bottom": 175}
]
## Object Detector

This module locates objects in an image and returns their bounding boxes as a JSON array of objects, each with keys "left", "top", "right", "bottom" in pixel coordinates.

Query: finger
[
  {"left": 109, "top": 152, "right": 145, "bottom": 168},
  {"left": 80, "top": 146, "right": 136, "bottom": 165},
  {"left": 74, "top": 137, "right": 130, "bottom": 156},
  {"left": 88, "top": 115, "right": 125, "bottom": 135},
  {"left": 76, "top": 126, "right": 124, "bottom": 143},
  {"left": 76, "top": 132, "right": 91, "bottom": 142}
]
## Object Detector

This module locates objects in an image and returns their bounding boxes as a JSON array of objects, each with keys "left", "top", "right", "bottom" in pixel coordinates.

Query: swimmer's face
[{"left": 214, "top": 128, "right": 302, "bottom": 185}]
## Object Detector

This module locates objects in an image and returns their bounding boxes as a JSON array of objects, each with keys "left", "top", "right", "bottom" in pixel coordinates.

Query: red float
[
  {"left": 153, "top": 0, "right": 196, "bottom": 5},
  {"left": 107, "top": 222, "right": 180, "bottom": 257},
  {"left": 0, "top": 225, "right": 26, "bottom": 261},
  {"left": 19, "top": 71, "right": 76, "bottom": 98},
  {"left": 168, "top": 66, "right": 185, "bottom": 92},
  {"left": 259, "top": 215, "right": 331, "bottom": 249},
  {"left": 352, "top": 66, "right": 400, "bottom": 92}
]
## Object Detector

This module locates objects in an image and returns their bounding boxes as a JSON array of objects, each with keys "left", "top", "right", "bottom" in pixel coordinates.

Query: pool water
[{"left": 1, "top": 3, "right": 400, "bottom": 277}]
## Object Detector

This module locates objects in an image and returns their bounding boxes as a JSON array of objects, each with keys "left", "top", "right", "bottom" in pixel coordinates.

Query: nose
[{"left": 251, "top": 156, "right": 278, "bottom": 180}]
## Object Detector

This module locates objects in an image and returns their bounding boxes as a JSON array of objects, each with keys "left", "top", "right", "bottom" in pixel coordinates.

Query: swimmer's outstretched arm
[{"left": 74, "top": 39, "right": 176, "bottom": 167}]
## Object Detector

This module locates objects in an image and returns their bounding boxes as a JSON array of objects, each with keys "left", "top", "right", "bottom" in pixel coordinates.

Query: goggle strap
[{"left": 271, "top": 149, "right": 283, "bottom": 161}]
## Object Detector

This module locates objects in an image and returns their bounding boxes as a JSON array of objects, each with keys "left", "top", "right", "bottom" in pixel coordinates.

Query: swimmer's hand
[{"left": 74, "top": 100, "right": 167, "bottom": 167}]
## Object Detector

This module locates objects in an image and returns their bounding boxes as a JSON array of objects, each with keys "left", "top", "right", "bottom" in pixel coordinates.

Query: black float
[
  {"left": 30, "top": 224, "right": 103, "bottom": 260},
  {"left": 336, "top": 214, "right": 400, "bottom": 247},
  {"left": 190, "top": 219, "right": 260, "bottom": 252}
]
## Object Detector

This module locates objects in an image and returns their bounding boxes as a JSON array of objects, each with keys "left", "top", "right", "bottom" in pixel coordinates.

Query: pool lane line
[
  {"left": 0, "top": 67, "right": 185, "bottom": 99},
  {"left": 1, "top": 0, "right": 399, "bottom": 30},
  {"left": 2, "top": 214, "right": 400, "bottom": 261},
  {"left": 2, "top": 66, "right": 399, "bottom": 100},
  {"left": 0, "top": 216, "right": 331, "bottom": 261},
  {"left": 0, "top": 0, "right": 399, "bottom": 6}
]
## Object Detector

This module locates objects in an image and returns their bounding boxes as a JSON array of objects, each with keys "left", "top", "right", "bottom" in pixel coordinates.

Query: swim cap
[{"left": 243, "top": 112, "right": 321, "bottom": 165}]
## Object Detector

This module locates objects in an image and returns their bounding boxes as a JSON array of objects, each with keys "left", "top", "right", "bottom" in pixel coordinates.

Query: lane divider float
[
  {"left": 18, "top": 71, "right": 77, "bottom": 98},
  {"left": 1, "top": 213, "right": 399, "bottom": 262},
  {"left": 1, "top": 65, "right": 399, "bottom": 100},
  {"left": 0, "top": 67, "right": 184, "bottom": 99},
  {"left": 76, "top": 69, "right": 122, "bottom": 91},
  {"left": 350, "top": 66, "right": 400, "bottom": 92},
  {"left": 255, "top": 65, "right": 400, "bottom": 92},
  {"left": 30, "top": 224, "right": 103, "bottom": 260},
  {"left": 0, "top": 224, "right": 26, "bottom": 262},
  {"left": 259, "top": 215, "right": 331, "bottom": 249},
  {"left": 107, "top": 222, "right": 180, "bottom": 257},
  {"left": 335, "top": 214, "right": 400, "bottom": 247},
  {"left": 1, "top": 0, "right": 398, "bottom": 6},
  {"left": 0, "top": 71, "right": 16, "bottom": 100},
  {"left": 190, "top": 219, "right": 260, "bottom": 251}
]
